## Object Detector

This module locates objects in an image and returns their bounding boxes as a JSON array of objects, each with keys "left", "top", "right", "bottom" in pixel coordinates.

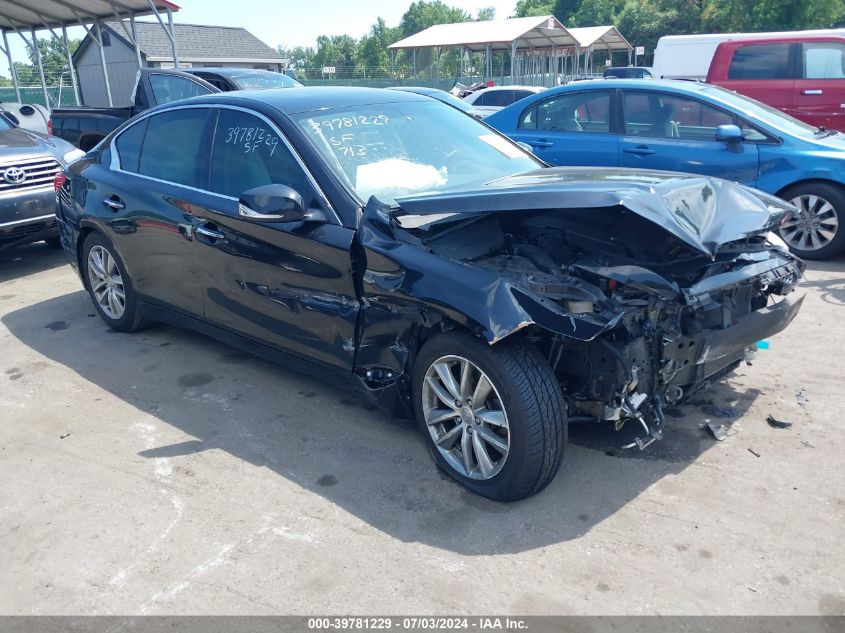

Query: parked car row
[
  {"left": 484, "top": 78, "right": 845, "bottom": 259},
  {"left": 52, "top": 86, "right": 805, "bottom": 501}
]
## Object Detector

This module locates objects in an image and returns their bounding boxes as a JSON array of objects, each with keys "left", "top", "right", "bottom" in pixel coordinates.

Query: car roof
[
  {"left": 186, "top": 67, "right": 281, "bottom": 77},
  {"left": 386, "top": 86, "right": 444, "bottom": 95},
  {"left": 184, "top": 86, "right": 432, "bottom": 114}
]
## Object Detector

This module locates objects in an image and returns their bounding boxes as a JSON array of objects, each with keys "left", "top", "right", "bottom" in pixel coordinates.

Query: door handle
[
  {"left": 529, "top": 139, "right": 554, "bottom": 148},
  {"left": 802, "top": 89, "right": 823, "bottom": 95},
  {"left": 195, "top": 223, "right": 226, "bottom": 241},
  {"left": 102, "top": 196, "right": 125, "bottom": 211},
  {"left": 623, "top": 146, "right": 656, "bottom": 155}
]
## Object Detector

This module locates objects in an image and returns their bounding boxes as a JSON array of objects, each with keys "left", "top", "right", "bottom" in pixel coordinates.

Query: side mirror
[
  {"left": 715, "top": 124, "right": 743, "bottom": 144},
  {"left": 238, "top": 184, "right": 326, "bottom": 223}
]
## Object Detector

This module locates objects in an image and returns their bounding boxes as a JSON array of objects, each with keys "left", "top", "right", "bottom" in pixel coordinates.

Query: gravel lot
[{"left": 1, "top": 243, "right": 844, "bottom": 616}]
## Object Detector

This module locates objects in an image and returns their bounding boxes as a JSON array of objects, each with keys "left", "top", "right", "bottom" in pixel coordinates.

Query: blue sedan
[{"left": 486, "top": 79, "right": 845, "bottom": 259}]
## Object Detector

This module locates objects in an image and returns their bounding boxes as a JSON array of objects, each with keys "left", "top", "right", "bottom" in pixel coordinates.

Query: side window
[
  {"left": 209, "top": 109, "right": 313, "bottom": 202},
  {"left": 530, "top": 91, "right": 610, "bottom": 133},
  {"left": 138, "top": 108, "right": 212, "bottom": 188},
  {"left": 728, "top": 44, "right": 792, "bottom": 80},
  {"left": 511, "top": 90, "right": 534, "bottom": 103},
  {"left": 623, "top": 92, "right": 734, "bottom": 140},
  {"left": 803, "top": 42, "right": 845, "bottom": 79},
  {"left": 115, "top": 118, "right": 148, "bottom": 173},
  {"left": 149, "top": 74, "right": 213, "bottom": 105}
]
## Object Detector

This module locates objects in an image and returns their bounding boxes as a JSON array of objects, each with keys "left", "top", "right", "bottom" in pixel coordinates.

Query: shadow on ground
[
  {"left": 0, "top": 242, "right": 69, "bottom": 283},
  {"left": 3, "top": 290, "right": 762, "bottom": 554}
]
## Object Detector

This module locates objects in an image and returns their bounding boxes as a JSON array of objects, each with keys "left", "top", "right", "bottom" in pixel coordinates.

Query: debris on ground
[
  {"left": 704, "top": 420, "right": 729, "bottom": 441},
  {"left": 59, "top": 433, "right": 70, "bottom": 439},
  {"left": 801, "top": 440, "right": 815, "bottom": 449},
  {"left": 701, "top": 404, "right": 739, "bottom": 418},
  {"left": 747, "top": 448, "right": 761, "bottom": 458},
  {"left": 766, "top": 415, "right": 793, "bottom": 430},
  {"left": 796, "top": 388, "right": 809, "bottom": 407}
]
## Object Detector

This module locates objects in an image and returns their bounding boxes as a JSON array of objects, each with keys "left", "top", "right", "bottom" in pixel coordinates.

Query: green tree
[
  {"left": 357, "top": 17, "right": 401, "bottom": 74},
  {"left": 476, "top": 6, "right": 496, "bottom": 20},
  {"left": 400, "top": 0, "right": 470, "bottom": 36},
  {"left": 515, "top": 0, "right": 554, "bottom": 17},
  {"left": 23, "top": 35, "right": 80, "bottom": 84}
]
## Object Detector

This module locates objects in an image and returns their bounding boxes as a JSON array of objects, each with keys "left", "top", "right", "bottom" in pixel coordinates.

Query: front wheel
[
  {"left": 412, "top": 332, "right": 566, "bottom": 501},
  {"left": 779, "top": 183, "right": 845, "bottom": 260},
  {"left": 81, "top": 233, "right": 147, "bottom": 332}
]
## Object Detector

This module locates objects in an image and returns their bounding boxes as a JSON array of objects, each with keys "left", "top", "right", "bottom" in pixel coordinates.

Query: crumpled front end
[{"left": 378, "top": 172, "right": 805, "bottom": 445}]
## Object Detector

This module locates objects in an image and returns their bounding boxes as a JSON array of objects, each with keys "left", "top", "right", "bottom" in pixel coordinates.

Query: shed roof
[
  {"left": 75, "top": 21, "right": 284, "bottom": 63},
  {"left": 388, "top": 15, "right": 579, "bottom": 52},
  {"left": 0, "top": 0, "right": 179, "bottom": 31}
]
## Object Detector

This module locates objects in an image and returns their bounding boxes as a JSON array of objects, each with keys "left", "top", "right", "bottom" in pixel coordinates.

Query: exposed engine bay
[{"left": 392, "top": 203, "right": 805, "bottom": 448}]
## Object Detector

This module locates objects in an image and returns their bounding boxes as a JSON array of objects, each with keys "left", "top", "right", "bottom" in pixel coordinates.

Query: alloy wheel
[
  {"left": 782, "top": 194, "right": 839, "bottom": 252},
  {"left": 421, "top": 355, "right": 510, "bottom": 480},
  {"left": 87, "top": 245, "right": 126, "bottom": 320}
]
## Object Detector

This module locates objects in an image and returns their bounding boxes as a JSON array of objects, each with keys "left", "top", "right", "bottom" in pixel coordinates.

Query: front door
[
  {"left": 509, "top": 89, "right": 618, "bottom": 167},
  {"left": 619, "top": 91, "right": 759, "bottom": 186},
  {"left": 191, "top": 107, "right": 359, "bottom": 371}
]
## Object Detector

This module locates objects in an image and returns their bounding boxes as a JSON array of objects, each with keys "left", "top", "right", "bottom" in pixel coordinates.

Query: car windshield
[
  {"left": 293, "top": 100, "right": 541, "bottom": 205},
  {"left": 231, "top": 73, "right": 302, "bottom": 89},
  {"left": 702, "top": 85, "right": 819, "bottom": 136}
]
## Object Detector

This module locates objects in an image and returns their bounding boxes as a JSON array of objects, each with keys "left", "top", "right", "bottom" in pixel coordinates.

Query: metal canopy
[
  {"left": 0, "top": 0, "right": 179, "bottom": 31},
  {"left": 0, "top": 0, "right": 180, "bottom": 111},
  {"left": 567, "top": 26, "right": 632, "bottom": 52},
  {"left": 388, "top": 15, "right": 578, "bottom": 52}
]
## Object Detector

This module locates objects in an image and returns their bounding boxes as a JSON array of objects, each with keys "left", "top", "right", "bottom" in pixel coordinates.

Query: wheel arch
[{"left": 775, "top": 178, "right": 845, "bottom": 199}]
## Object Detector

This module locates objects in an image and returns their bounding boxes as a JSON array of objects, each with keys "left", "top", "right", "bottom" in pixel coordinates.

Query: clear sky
[{"left": 3, "top": 0, "right": 520, "bottom": 79}]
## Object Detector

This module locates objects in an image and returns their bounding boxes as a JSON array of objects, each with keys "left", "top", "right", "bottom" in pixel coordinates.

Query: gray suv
[{"left": 0, "top": 110, "right": 81, "bottom": 251}]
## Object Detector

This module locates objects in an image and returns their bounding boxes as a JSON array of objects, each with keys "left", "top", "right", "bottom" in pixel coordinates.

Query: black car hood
[{"left": 393, "top": 167, "right": 791, "bottom": 258}]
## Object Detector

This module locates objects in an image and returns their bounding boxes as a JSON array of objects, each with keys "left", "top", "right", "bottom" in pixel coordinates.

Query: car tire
[
  {"left": 778, "top": 182, "right": 845, "bottom": 260},
  {"left": 81, "top": 232, "right": 147, "bottom": 332},
  {"left": 44, "top": 236, "right": 62, "bottom": 249},
  {"left": 412, "top": 331, "right": 566, "bottom": 501}
]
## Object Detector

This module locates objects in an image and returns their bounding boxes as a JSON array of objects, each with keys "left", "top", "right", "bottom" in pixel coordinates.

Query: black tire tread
[
  {"left": 413, "top": 331, "right": 566, "bottom": 501},
  {"left": 81, "top": 232, "right": 148, "bottom": 332}
]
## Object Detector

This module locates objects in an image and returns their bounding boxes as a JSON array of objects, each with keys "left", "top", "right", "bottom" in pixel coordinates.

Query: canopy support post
[
  {"left": 1, "top": 30, "right": 20, "bottom": 102},
  {"left": 94, "top": 20, "right": 114, "bottom": 107},
  {"left": 510, "top": 41, "right": 517, "bottom": 84},
  {"left": 25, "top": 29, "right": 51, "bottom": 108},
  {"left": 412, "top": 48, "right": 416, "bottom": 78},
  {"left": 131, "top": 15, "right": 142, "bottom": 69},
  {"left": 166, "top": 7, "right": 178, "bottom": 67},
  {"left": 61, "top": 24, "right": 80, "bottom": 105}
]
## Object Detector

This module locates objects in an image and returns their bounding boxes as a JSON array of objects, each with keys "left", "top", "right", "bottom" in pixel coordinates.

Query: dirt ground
[{"left": 1, "top": 243, "right": 843, "bottom": 615}]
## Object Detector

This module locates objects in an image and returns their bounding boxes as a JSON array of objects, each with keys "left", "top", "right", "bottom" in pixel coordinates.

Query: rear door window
[
  {"left": 115, "top": 117, "right": 148, "bottom": 173},
  {"left": 520, "top": 91, "right": 610, "bottom": 133},
  {"left": 728, "top": 43, "right": 793, "bottom": 80},
  {"left": 138, "top": 108, "right": 213, "bottom": 188},
  {"left": 149, "top": 73, "right": 213, "bottom": 105},
  {"left": 803, "top": 41, "right": 845, "bottom": 79}
]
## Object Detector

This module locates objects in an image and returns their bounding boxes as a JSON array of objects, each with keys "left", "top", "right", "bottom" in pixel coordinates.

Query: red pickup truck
[{"left": 706, "top": 35, "right": 845, "bottom": 130}]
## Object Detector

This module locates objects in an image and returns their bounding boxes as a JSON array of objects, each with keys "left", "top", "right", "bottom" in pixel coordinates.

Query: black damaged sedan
[{"left": 56, "top": 88, "right": 804, "bottom": 501}]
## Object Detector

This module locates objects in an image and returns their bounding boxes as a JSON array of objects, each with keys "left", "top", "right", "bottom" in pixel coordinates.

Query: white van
[{"left": 653, "top": 28, "right": 845, "bottom": 81}]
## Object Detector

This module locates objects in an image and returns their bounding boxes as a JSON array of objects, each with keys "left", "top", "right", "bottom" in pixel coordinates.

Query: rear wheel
[
  {"left": 81, "top": 233, "right": 147, "bottom": 332},
  {"left": 412, "top": 332, "right": 566, "bottom": 501},
  {"left": 779, "top": 183, "right": 845, "bottom": 260}
]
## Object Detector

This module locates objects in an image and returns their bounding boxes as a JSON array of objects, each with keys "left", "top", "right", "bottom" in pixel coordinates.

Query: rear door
[
  {"left": 618, "top": 90, "right": 759, "bottom": 185},
  {"left": 715, "top": 42, "right": 796, "bottom": 115},
  {"left": 795, "top": 39, "right": 845, "bottom": 130},
  {"left": 95, "top": 107, "right": 214, "bottom": 314},
  {"left": 509, "top": 89, "right": 617, "bottom": 166},
  {"left": 190, "top": 106, "right": 359, "bottom": 371}
]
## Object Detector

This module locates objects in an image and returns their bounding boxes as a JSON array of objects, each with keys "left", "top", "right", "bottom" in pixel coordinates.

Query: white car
[{"left": 461, "top": 85, "right": 545, "bottom": 115}]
